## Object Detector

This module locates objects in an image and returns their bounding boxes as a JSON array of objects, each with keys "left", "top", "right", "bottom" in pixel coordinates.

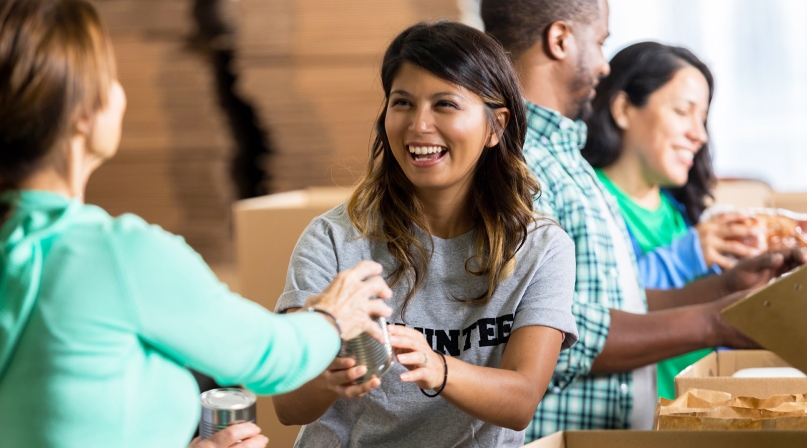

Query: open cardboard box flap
[
  {"left": 674, "top": 350, "right": 807, "bottom": 398},
  {"left": 721, "top": 263, "right": 807, "bottom": 375}
]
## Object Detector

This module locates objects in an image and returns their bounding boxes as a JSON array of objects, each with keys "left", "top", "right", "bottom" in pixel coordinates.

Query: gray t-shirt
[{"left": 276, "top": 204, "right": 578, "bottom": 448}]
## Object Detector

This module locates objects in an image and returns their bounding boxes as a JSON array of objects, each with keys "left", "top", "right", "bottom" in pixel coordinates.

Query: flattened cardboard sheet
[{"left": 721, "top": 263, "right": 807, "bottom": 375}]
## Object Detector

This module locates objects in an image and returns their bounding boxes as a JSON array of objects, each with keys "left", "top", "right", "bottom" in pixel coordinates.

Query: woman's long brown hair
[{"left": 347, "top": 21, "right": 541, "bottom": 318}]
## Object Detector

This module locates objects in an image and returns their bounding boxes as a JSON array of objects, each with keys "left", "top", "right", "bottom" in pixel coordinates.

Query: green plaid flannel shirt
[{"left": 523, "top": 102, "right": 647, "bottom": 441}]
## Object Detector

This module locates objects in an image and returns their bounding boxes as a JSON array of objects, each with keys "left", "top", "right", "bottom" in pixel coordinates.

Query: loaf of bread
[{"left": 734, "top": 213, "right": 807, "bottom": 250}]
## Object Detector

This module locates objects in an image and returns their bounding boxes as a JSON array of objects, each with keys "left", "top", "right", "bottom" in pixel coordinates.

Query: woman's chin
[{"left": 658, "top": 178, "right": 688, "bottom": 190}]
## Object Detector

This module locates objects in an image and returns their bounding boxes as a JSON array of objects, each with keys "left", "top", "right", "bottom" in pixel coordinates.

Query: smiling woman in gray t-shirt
[{"left": 272, "top": 22, "right": 578, "bottom": 448}]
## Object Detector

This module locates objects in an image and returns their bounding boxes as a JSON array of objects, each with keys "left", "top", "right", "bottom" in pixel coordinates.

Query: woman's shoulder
[
  {"left": 48, "top": 203, "right": 150, "bottom": 243},
  {"left": 525, "top": 217, "right": 573, "bottom": 249},
  {"left": 42, "top": 204, "right": 201, "bottom": 272},
  {"left": 89, "top": 211, "right": 197, "bottom": 260},
  {"left": 306, "top": 202, "right": 361, "bottom": 239}
]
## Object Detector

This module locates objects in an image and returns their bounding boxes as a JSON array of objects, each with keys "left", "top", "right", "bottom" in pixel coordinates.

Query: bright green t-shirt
[
  {"left": 595, "top": 170, "right": 712, "bottom": 400},
  {"left": 0, "top": 190, "right": 340, "bottom": 447}
]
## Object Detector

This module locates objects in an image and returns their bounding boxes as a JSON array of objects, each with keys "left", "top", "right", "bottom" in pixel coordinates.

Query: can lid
[{"left": 200, "top": 388, "right": 256, "bottom": 410}]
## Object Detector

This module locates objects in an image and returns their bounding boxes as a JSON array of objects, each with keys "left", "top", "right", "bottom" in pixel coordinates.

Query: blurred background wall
[{"left": 604, "top": 0, "right": 807, "bottom": 193}]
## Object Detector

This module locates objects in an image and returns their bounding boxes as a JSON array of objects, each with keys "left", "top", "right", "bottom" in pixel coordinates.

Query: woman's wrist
[
  {"left": 307, "top": 307, "right": 345, "bottom": 340},
  {"left": 421, "top": 350, "right": 448, "bottom": 397}
]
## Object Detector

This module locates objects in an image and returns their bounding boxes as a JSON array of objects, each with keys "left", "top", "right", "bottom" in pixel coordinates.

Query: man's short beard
[
  {"left": 573, "top": 96, "right": 594, "bottom": 121},
  {"left": 569, "top": 52, "right": 596, "bottom": 121}
]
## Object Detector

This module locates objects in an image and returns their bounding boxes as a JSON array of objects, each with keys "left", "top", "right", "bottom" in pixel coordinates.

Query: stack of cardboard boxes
[
  {"left": 231, "top": 0, "right": 461, "bottom": 193},
  {"left": 87, "top": 0, "right": 235, "bottom": 264}
]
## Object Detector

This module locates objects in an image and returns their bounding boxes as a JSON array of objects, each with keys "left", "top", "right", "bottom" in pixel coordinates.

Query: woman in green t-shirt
[{"left": 581, "top": 42, "right": 762, "bottom": 399}]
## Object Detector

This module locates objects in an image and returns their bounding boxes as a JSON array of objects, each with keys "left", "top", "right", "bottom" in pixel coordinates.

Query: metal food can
[
  {"left": 339, "top": 316, "right": 394, "bottom": 384},
  {"left": 199, "top": 388, "right": 257, "bottom": 439}
]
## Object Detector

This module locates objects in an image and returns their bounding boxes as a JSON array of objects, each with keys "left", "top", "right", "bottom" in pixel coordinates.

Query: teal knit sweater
[{"left": 0, "top": 190, "right": 338, "bottom": 447}]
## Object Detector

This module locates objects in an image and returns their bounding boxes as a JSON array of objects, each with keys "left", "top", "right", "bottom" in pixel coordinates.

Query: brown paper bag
[{"left": 654, "top": 389, "right": 807, "bottom": 430}]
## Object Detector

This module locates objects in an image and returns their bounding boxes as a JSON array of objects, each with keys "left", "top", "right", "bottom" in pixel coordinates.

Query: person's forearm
[
  {"left": 437, "top": 358, "right": 548, "bottom": 431},
  {"left": 437, "top": 327, "right": 561, "bottom": 431},
  {"left": 590, "top": 307, "right": 715, "bottom": 373},
  {"left": 272, "top": 375, "right": 339, "bottom": 425},
  {"left": 646, "top": 274, "right": 729, "bottom": 311}
]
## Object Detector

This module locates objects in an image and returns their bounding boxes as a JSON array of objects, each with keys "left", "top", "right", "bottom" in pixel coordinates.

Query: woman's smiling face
[
  {"left": 384, "top": 62, "right": 499, "bottom": 197},
  {"left": 620, "top": 65, "right": 710, "bottom": 187}
]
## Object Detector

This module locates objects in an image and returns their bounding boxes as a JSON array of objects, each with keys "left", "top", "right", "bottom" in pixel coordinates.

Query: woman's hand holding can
[
  {"left": 321, "top": 356, "right": 382, "bottom": 398},
  {"left": 188, "top": 422, "right": 268, "bottom": 448},
  {"left": 304, "top": 260, "right": 393, "bottom": 342}
]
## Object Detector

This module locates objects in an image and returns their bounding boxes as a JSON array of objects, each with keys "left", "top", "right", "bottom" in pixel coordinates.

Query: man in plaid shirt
[{"left": 482, "top": 0, "right": 807, "bottom": 441}]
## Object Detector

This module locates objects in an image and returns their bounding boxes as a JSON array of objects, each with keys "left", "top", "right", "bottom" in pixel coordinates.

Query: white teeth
[
  {"left": 675, "top": 148, "right": 694, "bottom": 162},
  {"left": 408, "top": 145, "right": 444, "bottom": 155}
]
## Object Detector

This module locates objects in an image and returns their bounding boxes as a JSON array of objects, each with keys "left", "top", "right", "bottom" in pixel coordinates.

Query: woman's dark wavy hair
[
  {"left": 347, "top": 21, "right": 539, "bottom": 317},
  {"left": 582, "top": 41, "right": 715, "bottom": 223}
]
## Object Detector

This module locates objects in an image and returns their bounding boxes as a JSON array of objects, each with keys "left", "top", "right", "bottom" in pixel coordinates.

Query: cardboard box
[
  {"left": 773, "top": 191, "right": 807, "bottom": 214},
  {"left": 232, "top": 187, "right": 352, "bottom": 448},
  {"left": 675, "top": 350, "right": 807, "bottom": 398},
  {"left": 524, "top": 430, "right": 807, "bottom": 447},
  {"left": 675, "top": 263, "right": 807, "bottom": 400},
  {"left": 233, "top": 187, "right": 353, "bottom": 310},
  {"left": 713, "top": 179, "right": 774, "bottom": 208},
  {"left": 721, "top": 263, "right": 807, "bottom": 375}
]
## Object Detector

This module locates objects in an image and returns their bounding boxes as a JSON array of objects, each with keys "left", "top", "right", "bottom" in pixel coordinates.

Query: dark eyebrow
[
  {"left": 683, "top": 98, "right": 706, "bottom": 108},
  {"left": 389, "top": 90, "right": 465, "bottom": 101},
  {"left": 431, "top": 91, "right": 464, "bottom": 100}
]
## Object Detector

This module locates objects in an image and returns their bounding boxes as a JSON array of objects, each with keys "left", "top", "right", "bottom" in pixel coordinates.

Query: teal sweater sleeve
[{"left": 109, "top": 215, "right": 340, "bottom": 395}]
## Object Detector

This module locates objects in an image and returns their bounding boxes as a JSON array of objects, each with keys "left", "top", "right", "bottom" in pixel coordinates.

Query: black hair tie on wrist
[{"left": 420, "top": 350, "right": 448, "bottom": 398}]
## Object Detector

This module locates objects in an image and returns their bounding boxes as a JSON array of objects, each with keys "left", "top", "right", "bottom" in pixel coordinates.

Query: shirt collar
[{"left": 524, "top": 100, "right": 588, "bottom": 152}]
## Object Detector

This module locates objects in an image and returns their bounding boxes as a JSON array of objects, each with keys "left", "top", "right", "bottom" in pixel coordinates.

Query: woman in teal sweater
[
  {"left": 581, "top": 42, "right": 759, "bottom": 399},
  {"left": 0, "top": 1, "right": 392, "bottom": 447}
]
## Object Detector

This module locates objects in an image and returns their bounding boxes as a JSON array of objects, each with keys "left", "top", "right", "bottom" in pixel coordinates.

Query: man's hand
[
  {"left": 702, "top": 291, "right": 760, "bottom": 349},
  {"left": 721, "top": 248, "right": 807, "bottom": 293}
]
